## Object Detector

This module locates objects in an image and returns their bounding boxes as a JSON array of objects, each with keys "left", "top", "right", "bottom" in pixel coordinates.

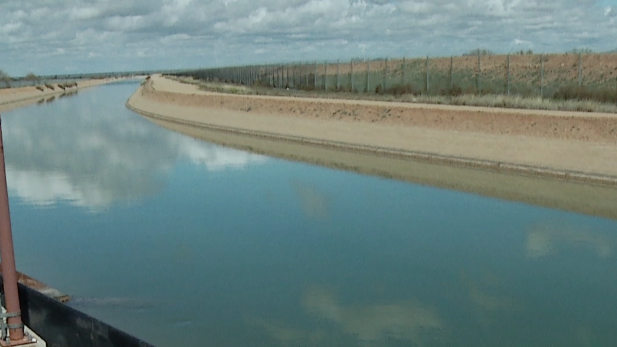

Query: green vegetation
[
  {"left": 463, "top": 48, "right": 495, "bottom": 56},
  {"left": 568, "top": 48, "right": 594, "bottom": 54},
  {"left": 0, "top": 70, "right": 11, "bottom": 87},
  {"left": 171, "top": 76, "right": 617, "bottom": 114},
  {"left": 25, "top": 72, "right": 39, "bottom": 81}
]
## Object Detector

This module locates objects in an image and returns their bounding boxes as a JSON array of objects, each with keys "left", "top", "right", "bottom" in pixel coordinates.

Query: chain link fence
[{"left": 178, "top": 53, "right": 617, "bottom": 103}]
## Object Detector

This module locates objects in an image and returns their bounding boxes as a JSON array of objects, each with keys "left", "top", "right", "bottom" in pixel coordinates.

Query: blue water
[{"left": 3, "top": 82, "right": 617, "bottom": 346}]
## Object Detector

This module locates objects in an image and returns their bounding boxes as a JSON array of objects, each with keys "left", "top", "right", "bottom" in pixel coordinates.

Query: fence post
[
  {"left": 578, "top": 53, "right": 582, "bottom": 87},
  {"left": 351, "top": 59, "right": 354, "bottom": 92},
  {"left": 287, "top": 64, "right": 290, "bottom": 88},
  {"left": 324, "top": 61, "right": 328, "bottom": 91},
  {"left": 314, "top": 61, "right": 317, "bottom": 89},
  {"left": 450, "top": 56, "right": 454, "bottom": 90},
  {"left": 270, "top": 66, "right": 274, "bottom": 87},
  {"left": 477, "top": 50, "right": 481, "bottom": 93},
  {"left": 402, "top": 57, "right": 406, "bottom": 86},
  {"left": 540, "top": 54, "right": 544, "bottom": 98},
  {"left": 366, "top": 60, "right": 370, "bottom": 93},
  {"left": 384, "top": 57, "right": 388, "bottom": 91},
  {"left": 507, "top": 54, "right": 510, "bottom": 96},
  {"left": 336, "top": 60, "right": 340, "bottom": 91},
  {"left": 426, "top": 56, "right": 429, "bottom": 94}
]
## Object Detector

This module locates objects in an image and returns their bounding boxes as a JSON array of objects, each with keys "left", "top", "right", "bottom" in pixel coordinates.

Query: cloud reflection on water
[
  {"left": 3, "top": 95, "right": 267, "bottom": 210},
  {"left": 252, "top": 286, "right": 444, "bottom": 347},
  {"left": 303, "top": 286, "right": 443, "bottom": 345},
  {"left": 526, "top": 224, "right": 614, "bottom": 259}
]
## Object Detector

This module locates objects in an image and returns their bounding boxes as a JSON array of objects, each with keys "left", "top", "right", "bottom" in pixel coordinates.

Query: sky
[{"left": 1, "top": 0, "right": 617, "bottom": 76}]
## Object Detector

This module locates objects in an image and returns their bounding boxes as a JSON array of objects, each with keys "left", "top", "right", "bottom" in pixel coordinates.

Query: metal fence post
[
  {"left": 426, "top": 56, "right": 429, "bottom": 94},
  {"left": 507, "top": 54, "right": 510, "bottom": 96},
  {"left": 314, "top": 61, "right": 317, "bottom": 89},
  {"left": 324, "top": 61, "right": 328, "bottom": 91},
  {"left": 270, "top": 66, "right": 274, "bottom": 87},
  {"left": 336, "top": 60, "right": 340, "bottom": 91},
  {"left": 366, "top": 60, "right": 370, "bottom": 93},
  {"left": 286, "top": 64, "right": 290, "bottom": 88},
  {"left": 350, "top": 59, "right": 354, "bottom": 92},
  {"left": 540, "top": 54, "right": 544, "bottom": 98},
  {"left": 384, "top": 57, "right": 388, "bottom": 91},
  {"left": 450, "top": 56, "right": 454, "bottom": 90},
  {"left": 477, "top": 50, "right": 481, "bottom": 93},
  {"left": 402, "top": 57, "right": 406, "bottom": 86},
  {"left": 578, "top": 53, "right": 582, "bottom": 87}
]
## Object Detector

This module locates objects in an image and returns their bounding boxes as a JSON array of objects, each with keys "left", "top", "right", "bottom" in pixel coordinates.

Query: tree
[
  {"left": 0, "top": 70, "right": 11, "bottom": 88},
  {"left": 568, "top": 47, "right": 594, "bottom": 54},
  {"left": 25, "top": 72, "right": 39, "bottom": 81},
  {"left": 463, "top": 48, "right": 495, "bottom": 56}
]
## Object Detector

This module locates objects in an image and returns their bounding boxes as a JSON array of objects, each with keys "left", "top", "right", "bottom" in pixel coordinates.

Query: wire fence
[{"left": 177, "top": 53, "right": 617, "bottom": 102}]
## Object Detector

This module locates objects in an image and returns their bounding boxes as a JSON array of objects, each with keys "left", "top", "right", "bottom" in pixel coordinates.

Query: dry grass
[{"left": 169, "top": 76, "right": 617, "bottom": 114}]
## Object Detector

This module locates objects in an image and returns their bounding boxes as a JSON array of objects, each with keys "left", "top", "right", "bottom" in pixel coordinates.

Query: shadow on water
[{"left": 35, "top": 91, "right": 77, "bottom": 106}]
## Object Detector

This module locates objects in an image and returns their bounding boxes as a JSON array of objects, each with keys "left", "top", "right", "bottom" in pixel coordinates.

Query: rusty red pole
[{"left": 0, "top": 112, "right": 27, "bottom": 344}]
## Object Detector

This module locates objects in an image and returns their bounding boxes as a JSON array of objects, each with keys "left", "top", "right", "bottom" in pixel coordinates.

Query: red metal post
[{"left": 0, "top": 112, "right": 28, "bottom": 345}]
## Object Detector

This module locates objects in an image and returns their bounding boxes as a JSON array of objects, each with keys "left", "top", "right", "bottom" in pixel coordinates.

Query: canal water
[{"left": 3, "top": 82, "right": 617, "bottom": 346}]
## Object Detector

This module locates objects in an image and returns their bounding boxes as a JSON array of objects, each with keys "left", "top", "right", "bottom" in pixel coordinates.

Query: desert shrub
[
  {"left": 553, "top": 85, "right": 617, "bottom": 103},
  {"left": 439, "top": 84, "right": 463, "bottom": 96},
  {"left": 374, "top": 84, "right": 382, "bottom": 94},
  {"left": 463, "top": 48, "right": 495, "bottom": 56},
  {"left": 0, "top": 70, "right": 11, "bottom": 88},
  {"left": 35, "top": 85, "right": 44, "bottom": 91},
  {"left": 44, "top": 83, "right": 55, "bottom": 90},
  {"left": 387, "top": 84, "right": 416, "bottom": 96},
  {"left": 25, "top": 72, "right": 39, "bottom": 81}
]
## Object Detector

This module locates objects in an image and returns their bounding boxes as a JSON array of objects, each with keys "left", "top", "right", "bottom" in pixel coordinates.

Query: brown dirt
[{"left": 147, "top": 78, "right": 617, "bottom": 144}]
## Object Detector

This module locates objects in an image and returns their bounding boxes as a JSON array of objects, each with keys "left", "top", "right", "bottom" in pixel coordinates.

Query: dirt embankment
[
  {"left": 145, "top": 81, "right": 617, "bottom": 144},
  {"left": 0, "top": 79, "right": 124, "bottom": 112}
]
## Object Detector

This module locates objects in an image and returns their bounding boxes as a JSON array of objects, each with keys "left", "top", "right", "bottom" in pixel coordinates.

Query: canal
[{"left": 3, "top": 82, "right": 617, "bottom": 346}]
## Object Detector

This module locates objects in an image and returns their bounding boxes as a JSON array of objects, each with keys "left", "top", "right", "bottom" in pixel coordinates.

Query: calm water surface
[{"left": 4, "top": 83, "right": 617, "bottom": 346}]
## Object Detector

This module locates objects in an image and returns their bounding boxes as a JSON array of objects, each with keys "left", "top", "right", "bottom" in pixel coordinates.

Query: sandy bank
[
  {"left": 128, "top": 76, "right": 617, "bottom": 183},
  {"left": 0, "top": 79, "right": 123, "bottom": 113}
]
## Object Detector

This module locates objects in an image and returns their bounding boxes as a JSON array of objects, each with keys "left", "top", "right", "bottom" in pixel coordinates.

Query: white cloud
[
  {"left": 1, "top": 0, "right": 616, "bottom": 75},
  {"left": 70, "top": 7, "right": 101, "bottom": 20}
]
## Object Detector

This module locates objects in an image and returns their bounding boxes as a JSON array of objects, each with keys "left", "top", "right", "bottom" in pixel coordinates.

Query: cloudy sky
[{"left": 1, "top": 0, "right": 616, "bottom": 76}]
